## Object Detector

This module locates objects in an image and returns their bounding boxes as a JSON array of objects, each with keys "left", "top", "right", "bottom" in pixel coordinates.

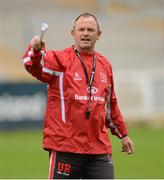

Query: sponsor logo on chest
[
  {"left": 87, "top": 86, "right": 98, "bottom": 94},
  {"left": 74, "top": 86, "right": 105, "bottom": 102},
  {"left": 100, "top": 72, "right": 107, "bottom": 83},
  {"left": 74, "top": 72, "right": 82, "bottom": 81}
]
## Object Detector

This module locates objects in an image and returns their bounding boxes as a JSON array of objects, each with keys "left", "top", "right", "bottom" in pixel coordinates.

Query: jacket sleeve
[
  {"left": 22, "top": 45, "right": 69, "bottom": 83},
  {"left": 22, "top": 45, "right": 52, "bottom": 83},
  {"left": 105, "top": 64, "right": 128, "bottom": 139}
]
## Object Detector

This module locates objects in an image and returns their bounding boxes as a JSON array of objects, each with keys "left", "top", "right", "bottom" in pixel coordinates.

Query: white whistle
[{"left": 39, "top": 22, "right": 48, "bottom": 42}]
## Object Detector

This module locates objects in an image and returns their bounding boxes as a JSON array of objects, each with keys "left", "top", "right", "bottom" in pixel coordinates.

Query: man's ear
[
  {"left": 97, "top": 30, "right": 102, "bottom": 40},
  {"left": 71, "top": 29, "right": 75, "bottom": 39}
]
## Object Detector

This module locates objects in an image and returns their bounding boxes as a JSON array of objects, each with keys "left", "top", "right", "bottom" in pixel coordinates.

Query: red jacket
[{"left": 22, "top": 45, "right": 128, "bottom": 154}]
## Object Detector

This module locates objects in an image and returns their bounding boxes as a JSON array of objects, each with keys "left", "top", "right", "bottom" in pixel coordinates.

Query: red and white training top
[{"left": 22, "top": 45, "right": 128, "bottom": 154}]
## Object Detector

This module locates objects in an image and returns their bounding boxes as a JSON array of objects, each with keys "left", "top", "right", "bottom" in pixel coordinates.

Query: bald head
[{"left": 73, "top": 13, "right": 101, "bottom": 32}]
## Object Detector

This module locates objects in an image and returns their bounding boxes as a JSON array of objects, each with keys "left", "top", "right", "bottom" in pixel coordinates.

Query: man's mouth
[{"left": 81, "top": 38, "right": 90, "bottom": 42}]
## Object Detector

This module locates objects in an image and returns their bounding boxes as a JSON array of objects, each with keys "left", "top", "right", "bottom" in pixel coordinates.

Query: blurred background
[{"left": 0, "top": 0, "right": 164, "bottom": 179}]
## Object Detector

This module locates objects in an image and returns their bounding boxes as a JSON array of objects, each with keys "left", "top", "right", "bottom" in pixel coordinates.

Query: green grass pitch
[{"left": 0, "top": 126, "right": 163, "bottom": 179}]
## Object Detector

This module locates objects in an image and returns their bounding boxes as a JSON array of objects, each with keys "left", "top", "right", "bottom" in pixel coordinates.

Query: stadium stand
[{"left": 0, "top": 0, "right": 163, "bottom": 122}]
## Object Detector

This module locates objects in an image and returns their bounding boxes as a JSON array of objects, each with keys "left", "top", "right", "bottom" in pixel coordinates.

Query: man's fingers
[
  {"left": 122, "top": 144, "right": 131, "bottom": 154},
  {"left": 121, "top": 143, "right": 134, "bottom": 154},
  {"left": 30, "top": 36, "right": 44, "bottom": 51},
  {"left": 30, "top": 36, "right": 39, "bottom": 46},
  {"left": 121, "top": 136, "right": 134, "bottom": 155},
  {"left": 128, "top": 142, "right": 135, "bottom": 154}
]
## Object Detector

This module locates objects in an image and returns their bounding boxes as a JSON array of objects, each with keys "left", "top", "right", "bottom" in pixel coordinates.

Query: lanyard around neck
[
  {"left": 73, "top": 48, "right": 96, "bottom": 84},
  {"left": 73, "top": 47, "right": 97, "bottom": 119}
]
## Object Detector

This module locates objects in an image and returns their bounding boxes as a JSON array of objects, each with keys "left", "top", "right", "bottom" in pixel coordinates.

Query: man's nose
[{"left": 83, "top": 29, "right": 89, "bottom": 35}]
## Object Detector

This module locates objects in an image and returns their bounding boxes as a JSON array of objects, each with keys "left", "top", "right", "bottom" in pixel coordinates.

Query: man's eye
[
  {"left": 88, "top": 28, "right": 94, "bottom": 32},
  {"left": 79, "top": 28, "right": 84, "bottom": 31},
  {"left": 78, "top": 28, "right": 95, "bottom": 32}
]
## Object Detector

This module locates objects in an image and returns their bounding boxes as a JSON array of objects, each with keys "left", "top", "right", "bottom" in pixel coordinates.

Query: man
[{"left": 22, "top": 13, "right": 134, "bottom": 179}]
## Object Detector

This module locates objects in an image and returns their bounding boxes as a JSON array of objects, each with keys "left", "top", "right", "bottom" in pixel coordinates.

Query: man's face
[{"left": 71, "top": 16, "right": 101, "bottom": 53}]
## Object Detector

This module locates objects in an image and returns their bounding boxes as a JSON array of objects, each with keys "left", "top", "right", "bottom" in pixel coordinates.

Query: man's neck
[{"left": 74, "top": 45, "right": 94, "bottom": 55}]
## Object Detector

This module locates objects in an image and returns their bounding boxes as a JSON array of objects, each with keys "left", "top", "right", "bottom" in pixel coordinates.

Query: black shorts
[{"left": 48, "top": 151, "right": 114, "bottom": 179}]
